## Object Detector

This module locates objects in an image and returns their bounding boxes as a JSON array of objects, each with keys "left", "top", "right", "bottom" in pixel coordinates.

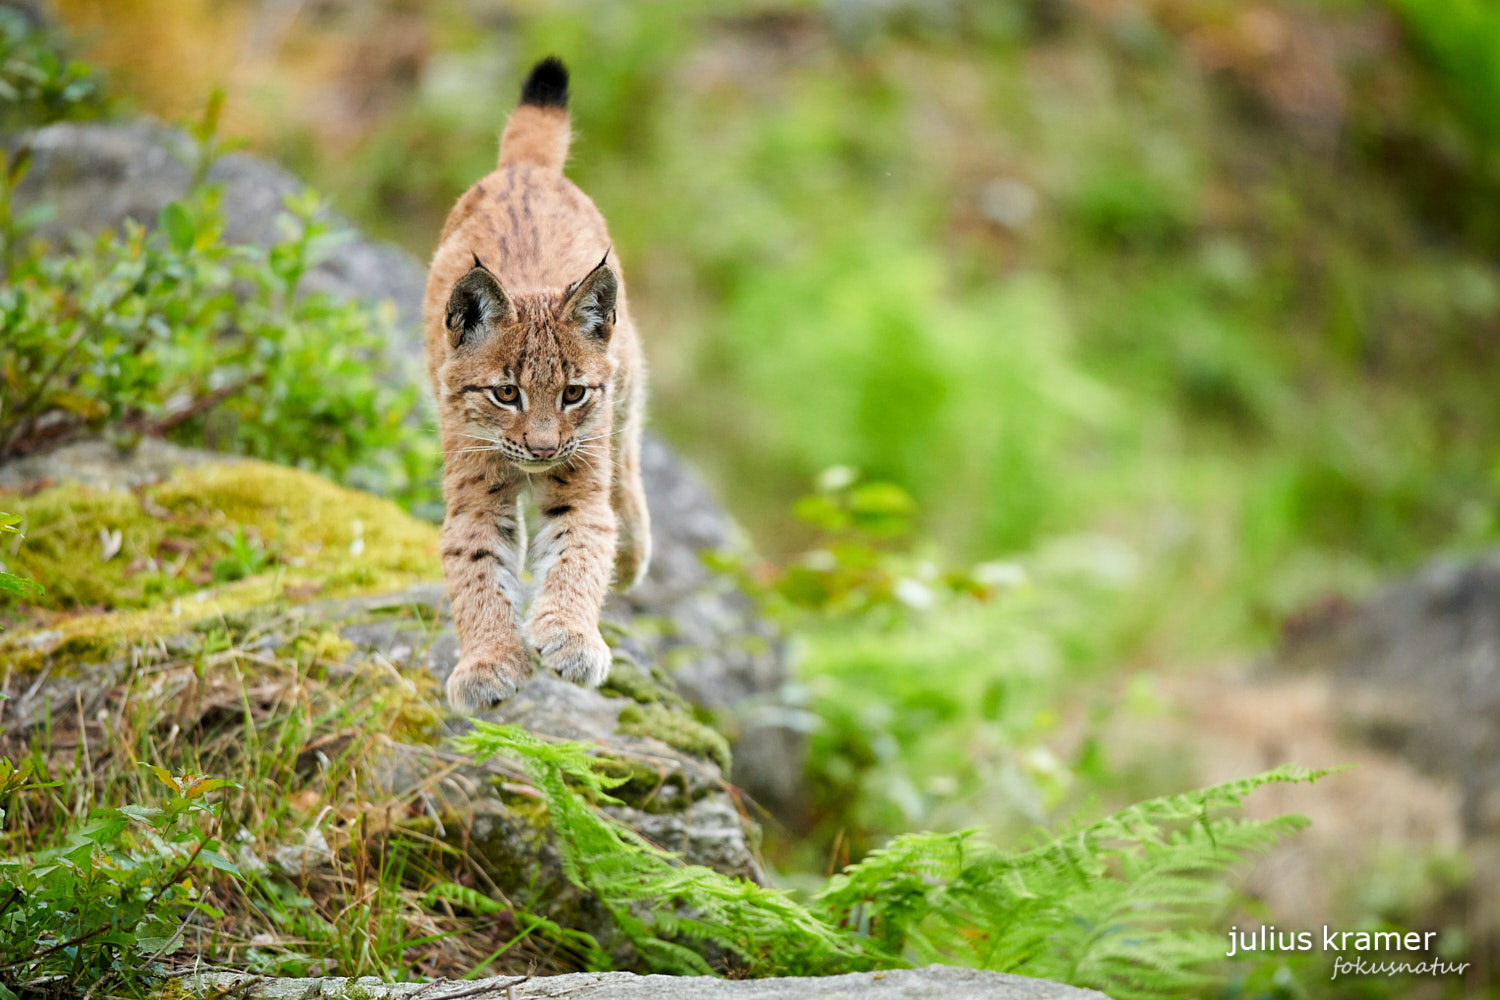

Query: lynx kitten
[{"left": 423, "top": 57, "right": 650, "bottom": 713}]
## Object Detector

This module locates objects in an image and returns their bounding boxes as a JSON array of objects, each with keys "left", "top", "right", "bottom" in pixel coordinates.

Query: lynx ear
[
  {"left": 562, "top": 254, "right": 618, "bottom": 343},
  {"left": 445, "top": 261, "right": 514, "bottom": 350}
]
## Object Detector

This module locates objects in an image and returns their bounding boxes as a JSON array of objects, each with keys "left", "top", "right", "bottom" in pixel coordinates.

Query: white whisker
[
  {"left": 570, "top": 449, "right": 602, "bottom": 479},
  {"left": 578, "top": 440, "right": 623, "bottom": 470}
]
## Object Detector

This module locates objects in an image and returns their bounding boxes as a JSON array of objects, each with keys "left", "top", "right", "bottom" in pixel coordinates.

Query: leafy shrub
[
  {"left": 712, "top": 469, "right": 996, "bottom": 618},
  {"left": 723, "top": 474, "right": 1133, "bottom": 857},
  {"left": 0, "top": 8, "right": 109, "bottom": 131},
  {"left": 1070, "top": 162, "right": 1198, "bottom": 247},
  {"left": 0, "top": 150, "right": 438, "bottom": 510},
  {"left": 699, "top": 239, "right": 1122, "bottom": 553},
  {"left": 0, "top": 760, "right": 241, "bottom": 998}
]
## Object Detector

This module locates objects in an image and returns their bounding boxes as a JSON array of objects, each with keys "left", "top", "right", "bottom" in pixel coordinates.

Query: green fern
[
  {"left": 457, "top": 723, "right": 1329, "bottom": 996},
  {"left": 454, "top": 722, "right": 868, "bottom": 975},
  {"left": 817, "top": 765, "right": 1332, "bottom": 1000}
]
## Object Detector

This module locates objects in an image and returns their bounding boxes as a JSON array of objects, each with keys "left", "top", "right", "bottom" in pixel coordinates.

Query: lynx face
[{"left": 439, "top": 258, "right": 619, "bottom": 472}]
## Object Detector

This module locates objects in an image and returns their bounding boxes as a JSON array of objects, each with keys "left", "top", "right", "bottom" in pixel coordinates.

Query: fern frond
[
  {"left": 457, "top": 723, "right": 1328, "bottom": 996},
  {"left": 455, "top": 722, "right": 869, "bottom": 976},
  {"left": 818, "top": 766, "right": 1333, "bottom": 1000}
]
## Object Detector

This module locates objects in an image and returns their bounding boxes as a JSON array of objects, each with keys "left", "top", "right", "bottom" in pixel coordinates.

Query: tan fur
[
  {"left": 498, "top": 105, "right": 571, "bottom": 171},
  {"left": 423, "top": 79, "right": 650, "bottom": 714}
]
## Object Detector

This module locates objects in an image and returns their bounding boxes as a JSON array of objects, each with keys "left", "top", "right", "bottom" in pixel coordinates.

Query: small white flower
[
  {"left": 98, "top": 527, "right": 122, "bottom": 561},
  {"left": 973, "top": 560, "right": 1028, "bottom": 587},
  {"left": 1022, "top": 746, "right": 1068, "bottom": 784},
  {"left": 803, "top": 549, "right": 837, "bottom": 571},
  {"left": 894, "top": 577, "right": 936, "bottom": 610},
  {"left": 815, "top": 465, "right": 857, "bottom": 492}
]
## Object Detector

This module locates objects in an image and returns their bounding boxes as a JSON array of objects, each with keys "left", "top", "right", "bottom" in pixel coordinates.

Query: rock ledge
[{"left": 183, "top": 966, "right": 1110, "bottom": 1000}]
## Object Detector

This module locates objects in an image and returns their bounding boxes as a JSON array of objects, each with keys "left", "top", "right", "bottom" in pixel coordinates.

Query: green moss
[
  {"left": 0, "top": 459, "right": 440, "bottom": 668},
  {"left": 4, "top": 459, "right": 438, "bottom": 611},
  {"left": 599, "top": 658, "right": 690, "bottom": 713},
  {"left": 616, "top": 702, "right": 732, "bottom": 775},
  {"left": 592, "top": 754, "right": 692, "bottom": 813}
]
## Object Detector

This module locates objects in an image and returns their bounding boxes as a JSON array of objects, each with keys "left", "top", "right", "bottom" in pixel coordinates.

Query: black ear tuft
[
  {"left": 520, "top": 57, "right": 569, "bottom": 109},
  {"left": 445, "top": 266, "right": 514, "bottom": 350},
  {"left": 563, "top": 255, "right": 618, "bottom": 342}
]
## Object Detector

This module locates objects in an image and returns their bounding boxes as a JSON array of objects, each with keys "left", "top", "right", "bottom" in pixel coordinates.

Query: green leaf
[
  {"left": 197, "top": 849, "right": 242, "bottom": 879},
  {"left": 0, "top": 571, "right": 42, "bottom": 599},
  {"left": 793, "top": 494, "right": 849, "bottom": 531},
  {"left": 5, "top": 145, "right": 31, "bottom": 187},
  {"left": 119, "top": 804, "right": 164, "bottom": 823},
  {"left": 61, "top": 840, "right": 95, "bottom": 868},
  {"left": 158, "top": 201, "right": 195, "bottom": 254},
  {"left": 848, "top": 481, "right": 915, "bottom": 516},
  {"left": 140, "top": 763, "right": 179, "bottom": 794},
  {"left": 134, "top": 918, "right": 185, "bottom": 957},
  {"left": 191, "top": 87, "right": 224, "bottom": 145}
]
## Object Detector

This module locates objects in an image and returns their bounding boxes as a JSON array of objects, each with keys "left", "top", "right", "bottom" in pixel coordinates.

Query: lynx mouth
[{"left": 513, "top": 459, "right": 561, "bottom": 474}]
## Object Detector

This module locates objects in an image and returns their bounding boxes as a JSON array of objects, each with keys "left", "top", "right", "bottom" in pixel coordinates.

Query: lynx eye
[
  {"left": 486, "top": 384, "right": 521, "bottom": 408},
  {"left": 561, "top": 384, "right": 587, "bottom": 407}
]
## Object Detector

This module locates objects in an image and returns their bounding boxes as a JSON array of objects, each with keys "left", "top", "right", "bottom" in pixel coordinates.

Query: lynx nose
[{"left": 527, "top": 439, "right": 559, "bottom": 459}]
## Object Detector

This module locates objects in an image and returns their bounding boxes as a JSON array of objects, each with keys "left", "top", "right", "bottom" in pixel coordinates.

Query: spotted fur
[{"left": 423, "top": 58, "right": 651, "bottom": 714}]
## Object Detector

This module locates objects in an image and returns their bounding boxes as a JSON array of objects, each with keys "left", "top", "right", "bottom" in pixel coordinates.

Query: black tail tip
[{"left": 520, "top": 57, "right": 569, "bottom": 109}]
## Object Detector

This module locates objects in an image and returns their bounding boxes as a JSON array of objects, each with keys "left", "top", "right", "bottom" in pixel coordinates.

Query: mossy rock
[
  {"left": 599, "top": 657, "right": 690, "bottom": 712},
  {"left": 617, "top": 702, "right": 732, "bottom": 775},
  {"left": 3, "top": 459, "right": 438, "bottom": 611},
  {"left": 0, "top": 457, "right": 439, "bottom": 668},
  {"left": 0, "top": 442, "right": 770, "bottom": 919}
]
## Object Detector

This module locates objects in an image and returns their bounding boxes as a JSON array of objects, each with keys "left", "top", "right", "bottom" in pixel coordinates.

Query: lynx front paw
[
  {"left": 525, "top": 615, "right": 612, "bottom": 688},
  {"left": 446, "top": 649, "right": 530, "bottom": 714}
]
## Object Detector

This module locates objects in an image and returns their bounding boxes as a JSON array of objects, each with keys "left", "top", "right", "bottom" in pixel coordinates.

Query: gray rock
[
  {"left": 1276, "top": 552, "right": 1500, "bottom": 972},
  {"left": 182, "top": 966, "right": 1110, "bottom": 999},
  {"left": 324, "top": 580, "right": 767, "bottom": 884},
  {"left": 630, "top": 436, "right": 803, "bottom": 813},
  {"left": 1278, "top": 552, "right": 1500, "bottom": 837},
  {"left": 0, "top": 436, "right": 225, "bottom": 491}
]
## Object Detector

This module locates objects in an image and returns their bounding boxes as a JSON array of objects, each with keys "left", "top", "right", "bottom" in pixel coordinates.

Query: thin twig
[
  {"left": 125, "top": 376, "right": 261, "bottom": 435},
  {"left": 431, "top": 976, "right": 531, "bottom": 1000},
  {"left": 407, "top": 977, "right": 449, "bottom": 1000}
]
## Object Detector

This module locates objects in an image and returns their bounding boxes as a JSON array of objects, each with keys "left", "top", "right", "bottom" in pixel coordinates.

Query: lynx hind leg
[{"left": 612, "top": 429, "right": 651, "bottom": 591}]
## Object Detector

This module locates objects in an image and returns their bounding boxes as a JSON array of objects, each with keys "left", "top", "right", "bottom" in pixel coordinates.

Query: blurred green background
[
  {"left": 44, "top": 0, "right": 1500, "bottom": 649},
  {"left": 7, "top": 0, "right": 1500, "bottom": 993}
]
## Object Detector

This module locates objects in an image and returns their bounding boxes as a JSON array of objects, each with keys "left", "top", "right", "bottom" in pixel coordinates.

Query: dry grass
[{"left": 0, "top": 608, "right": 600, "bottom": 982}]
